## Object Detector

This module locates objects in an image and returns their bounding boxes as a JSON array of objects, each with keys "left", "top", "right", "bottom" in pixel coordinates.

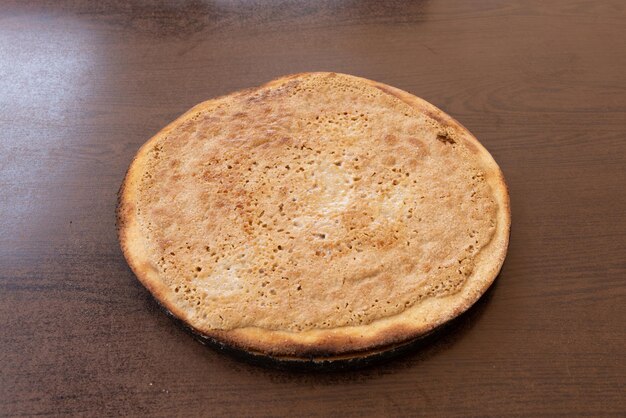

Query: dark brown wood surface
[{"left": 1, "top": 1, "right": 625, "bottom": 416}]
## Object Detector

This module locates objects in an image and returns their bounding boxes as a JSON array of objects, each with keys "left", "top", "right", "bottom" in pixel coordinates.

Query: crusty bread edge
[{"left": 117, "top": 72, "right": 511, "bottom": 359}]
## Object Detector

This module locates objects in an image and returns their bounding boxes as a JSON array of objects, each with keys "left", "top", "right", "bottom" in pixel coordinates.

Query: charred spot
[{"left": 436, "top": 132, "right": 455, "bottom": 145}]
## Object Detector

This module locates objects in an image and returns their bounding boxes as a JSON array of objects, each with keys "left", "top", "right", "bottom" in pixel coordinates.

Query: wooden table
[{"left": 1, "top": 1, "right": 624, "bottom": 416}]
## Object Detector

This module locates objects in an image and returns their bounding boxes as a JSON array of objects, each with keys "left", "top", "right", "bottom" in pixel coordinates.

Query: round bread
[{"left": 117, "top": 72, "right": 510, "bottom": 361}]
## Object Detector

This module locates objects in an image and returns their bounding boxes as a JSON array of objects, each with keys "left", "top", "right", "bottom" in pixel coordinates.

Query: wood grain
[{"left": 1, "top": 0, "right": 624, "bottom": 416}]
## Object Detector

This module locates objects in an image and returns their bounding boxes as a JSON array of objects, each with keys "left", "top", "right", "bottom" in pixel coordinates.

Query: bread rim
[{"left": 117, "top": 72, "right": 511, "bottom": 360}]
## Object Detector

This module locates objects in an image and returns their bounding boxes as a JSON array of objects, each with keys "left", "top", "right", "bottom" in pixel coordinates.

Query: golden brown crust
[{"left": 117, "top": 72, "right": 510, "bottom": 359}]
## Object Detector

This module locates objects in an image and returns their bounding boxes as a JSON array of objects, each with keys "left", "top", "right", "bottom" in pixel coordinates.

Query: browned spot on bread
[
  {"left": 405, "top": 137, "right": 429, "bottom": 158},
  {"left": 384, "top": 134, "right": 398, "bottom": 145},
  {"left": 382, "top": 155, "right": 396, "bottom": 166},
  {"left": 437, "top": 131, "right": 456, "bottom": 145}
]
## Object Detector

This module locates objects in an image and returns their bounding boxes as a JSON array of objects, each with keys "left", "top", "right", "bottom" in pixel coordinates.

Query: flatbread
[{"left": 117, "top": 72, "right": 510, "bottom": 360}]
